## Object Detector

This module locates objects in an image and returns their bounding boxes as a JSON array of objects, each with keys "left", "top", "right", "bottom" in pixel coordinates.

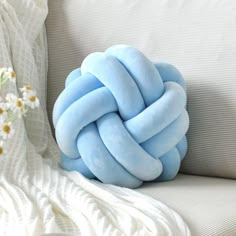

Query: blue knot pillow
[{"left": 53, "top": 45, "right": 189, "bottom": 188}]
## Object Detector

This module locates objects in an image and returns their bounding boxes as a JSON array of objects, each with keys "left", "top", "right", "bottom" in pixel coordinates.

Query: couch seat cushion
[{"left": 137, "top": 174, "right": 236, "bottom": 236}]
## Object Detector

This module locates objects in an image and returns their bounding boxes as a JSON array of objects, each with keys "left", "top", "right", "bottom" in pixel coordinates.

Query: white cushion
[
  {"left": 138, "top": 174, "right": 236, "bottom": 236},
  {"left": 46, "top": 0, "right": 236, "bottom": 179}
]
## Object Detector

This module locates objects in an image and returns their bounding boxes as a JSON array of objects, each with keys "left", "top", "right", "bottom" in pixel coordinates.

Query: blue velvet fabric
[{"left": 53, "top": 45, "right": 189, "bottom": 188}]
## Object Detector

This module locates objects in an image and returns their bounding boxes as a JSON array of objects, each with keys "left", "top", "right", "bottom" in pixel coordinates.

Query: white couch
[{"left": 46, "top": 1, "right": 236, "bottom": 235}]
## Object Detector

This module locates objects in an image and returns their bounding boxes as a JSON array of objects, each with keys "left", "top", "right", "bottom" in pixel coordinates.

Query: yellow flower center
[
  {"left": 10, "top": 71, "right": 16, "bottom": 78},
  {"left": 29, "top": 95, "right": 36, "bottom": 102},
  {"left": 0, "top": 147, "right": 3, "bottom": 155},
  {"left": 25, "top": 85, "right": 32, "bottom": 90},
  {"left": 0, "top": 108, "right": 4, "bottom": 115},
  {"left": 16, "top": 99, "right": 23, "bottom": 107},
  {"left": 3, "top": 124, "right": 10, "bottom": 134}
]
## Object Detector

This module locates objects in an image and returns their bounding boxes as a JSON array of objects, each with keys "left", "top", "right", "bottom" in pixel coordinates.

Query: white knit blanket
[{"left": 0, "top": 1, "right": 190, "bottom": 235}]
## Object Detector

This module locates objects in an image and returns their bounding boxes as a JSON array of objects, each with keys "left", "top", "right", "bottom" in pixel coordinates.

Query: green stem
[{"left": 0, "top": 75, "right": 9, "bottom": 86}]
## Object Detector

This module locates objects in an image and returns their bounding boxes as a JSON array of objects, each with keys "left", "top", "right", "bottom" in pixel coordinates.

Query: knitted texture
[{"left": 53, "top": 45, "right": 189, "bottom": 188}]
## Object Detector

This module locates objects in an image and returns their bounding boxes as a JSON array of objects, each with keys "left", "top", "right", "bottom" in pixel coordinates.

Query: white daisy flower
[
  {"left": 6, "top": 93, "right": 17, "bottom": 103},
  {"left": 5, "top": 94, "right": 26, "bottom": 117},
  {"left": 0, "top": 141, "right": 6, "bottom": 157},
  {"left": 23, "top": 90, "right": 40, "bottom": 109},
  {"left": 0, "top": 103, "right": 8, "bottom": 122},
  {"left": 9, "top": 71, "right": 16, "bottom": 83},
  {"left": 8, "top": 69, "right": 16, "bottom": 83},
  {"left": 20, "top": 85, "right": 32, "bottom": 93},
  {"left": 0, "top": 122, "right": 14, "bottom": 140},
  {"left": 12, "top": 98, "right": 27, "bottom": 117}
]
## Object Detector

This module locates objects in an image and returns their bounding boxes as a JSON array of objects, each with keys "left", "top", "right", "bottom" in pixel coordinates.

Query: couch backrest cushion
[{"left": 46, "top": 0, "right": 236, "bottom": 179}]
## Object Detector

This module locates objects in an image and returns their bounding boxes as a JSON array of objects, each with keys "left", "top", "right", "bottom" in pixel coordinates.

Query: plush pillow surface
[{"left": 53, "top": 45, "right": 189, "bottom": 188}]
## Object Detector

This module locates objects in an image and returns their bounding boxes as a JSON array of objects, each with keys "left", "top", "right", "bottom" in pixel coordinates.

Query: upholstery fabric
[
  {"left": 53, "top": 45, "right": 189, "bottom": 188},
  {"left": 138, "top": 174, "right": 236, "bottom": 236},
  {"left": 46, "top": 0, "right": 236, "bottom": 179}
]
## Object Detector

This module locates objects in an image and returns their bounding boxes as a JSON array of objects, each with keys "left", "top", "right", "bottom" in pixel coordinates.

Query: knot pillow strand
[{"left": 53, "top": 45, "right": 189, "bottom": 188}]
